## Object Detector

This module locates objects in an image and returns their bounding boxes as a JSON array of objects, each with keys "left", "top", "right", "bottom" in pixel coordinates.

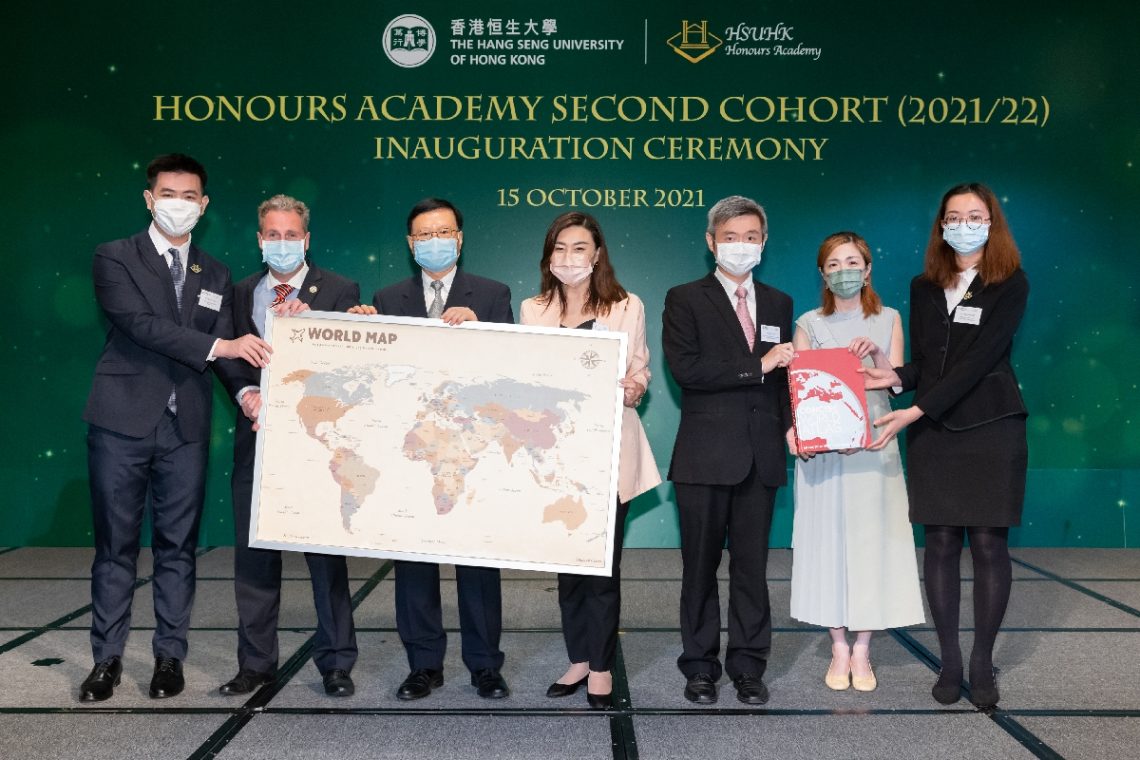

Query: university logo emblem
[
  {"left": 666, "top": 19, "right": 721, "bottom": 63},
  {"left": 383, "top": 14, "right": 436, "bottom": 68}
]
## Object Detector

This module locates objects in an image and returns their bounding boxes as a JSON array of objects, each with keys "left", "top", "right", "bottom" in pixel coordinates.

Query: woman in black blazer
[{"left": 864, "top": 182, "right": 1028, "bottom": 709}]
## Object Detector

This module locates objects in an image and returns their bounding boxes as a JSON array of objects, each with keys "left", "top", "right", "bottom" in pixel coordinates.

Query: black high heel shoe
[
  {"left": 586, "top": 690, "right": 614, "bottom": 710},
  {"left": 546, "top": 675, "right": 588, "bottom": 698},
  {"left": 932, "top": 668, "right": 963, "bottom": 705},
  {"left": 969, "top": 666, "right": 1000, "bottom": 710}
]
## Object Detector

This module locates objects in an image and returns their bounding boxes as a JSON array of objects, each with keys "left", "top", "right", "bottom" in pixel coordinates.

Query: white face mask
[
  {"left": 716, "top": 242, "right": 763, "bottom": 276},
  {"left": 150, "top": 196, "right": 203, "bottom": 238},
  {"left": 550, "top": 263, "right": 594, "bottom": 286}
]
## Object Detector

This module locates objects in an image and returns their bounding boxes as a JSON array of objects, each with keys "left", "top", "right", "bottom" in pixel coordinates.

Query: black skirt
[{"left": 905, "top": 415, "right": 1028, "bottom": 527}]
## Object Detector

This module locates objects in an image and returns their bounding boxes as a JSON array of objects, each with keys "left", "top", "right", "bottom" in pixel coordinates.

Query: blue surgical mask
[
  {"left": 943, "top": 224, "right": 989, "bottom": 255},
  {"left": 825, "top": 268, "right": 865, "bottom": 299},
  {"left": 262, "top": 239, "right": 306, "bottom": 273},
  {"left": 414, "top": 237, "right": 459, "bottom": 273}
]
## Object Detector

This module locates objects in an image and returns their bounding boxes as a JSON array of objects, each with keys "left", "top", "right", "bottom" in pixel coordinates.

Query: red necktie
[
  {"left": 271, "top": 283, "right": 294, "bottom": 306},
  {"left": 735, "top": 285, "right": 755, "bottom": 351}
]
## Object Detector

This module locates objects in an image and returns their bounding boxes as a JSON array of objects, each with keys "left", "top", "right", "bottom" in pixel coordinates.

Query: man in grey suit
[
  {"left": 81, "top": 154, "right": 270, "bottom": 701},
  {"left": 351, "top": 197, "right": 513, "bottom": 701}
]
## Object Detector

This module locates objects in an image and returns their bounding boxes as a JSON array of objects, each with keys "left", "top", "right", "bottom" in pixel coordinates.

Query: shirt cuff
[
  {"left": 207, "top": 338, "right": 220, "bottom": 362},
  {"left": 237, "top": 385, "right": 259, "bottom": 404}
]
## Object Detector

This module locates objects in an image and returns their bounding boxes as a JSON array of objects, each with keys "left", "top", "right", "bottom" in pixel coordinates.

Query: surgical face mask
[
  {"left": 550, "top": 263, "right": 593, "bottom": 286},
  {"left": 262, "top": 239, "right": 306, "bottom": 274},
  {"left": 150, "top": 196, "right": 202, "bottom": 237},
  {"left": 825, "top": 268, "right": 865, "bottom": 299},
  {"left": 716, "top": 242, "right": 763, "bottom": 276},
  {"left": 943, "top": 224, "right": 990, "bottom": 255},
  {"left": 413, "top": 237, "right": 459, "bottom": 273}
]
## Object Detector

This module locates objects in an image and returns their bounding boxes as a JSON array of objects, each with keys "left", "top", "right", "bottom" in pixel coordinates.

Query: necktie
[
  {"left": 271, "top": 283, "right": 294, "bottom": 306},
  {"left": 169, "top": 248, "right": 185, "bottom": 311},
  {"left": 166, "top": 248, "right": 185, "bottom": 414},
  {"left": 735, "top": 284, "right": 756, "bottom": 351},
  {"left": 427, "top": 280, "right": 444, "bottom": 318}
]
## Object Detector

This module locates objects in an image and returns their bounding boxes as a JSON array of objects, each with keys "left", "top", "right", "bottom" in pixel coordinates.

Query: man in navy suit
[
  {"left": 662, "top": 195, "right": 796, "bottom": 706},
  {"left": 81, "top": 154, "right": 271, "bottom": 701},
  {"left": 351, "top": 197, "right": 513, "bottom": 700},
  {"left": 213, "top": 194, "right": 361, "bottom": 698}
]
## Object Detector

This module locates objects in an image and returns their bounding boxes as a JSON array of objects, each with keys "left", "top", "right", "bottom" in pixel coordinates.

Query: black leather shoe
[
  {"left": 546, "top": 675, "right": 588, "bottom": 698},
  {"left": 80, "top": 657, "right": 122, "bottom": 702},
  {"left": 219, "top": 669, "right": 275, "bottom": 696},
  {"left": 969, "top": 666, "right": 1000, "bottom": 710},
  {"left": 471, "top": 668, "right": 510, "bottom": 699},
  {"left": 732, "top": 674, "right": 769, "bottom": 705},
  {"left": 683, "top": 673, "right": 718, "bottom": 704},
  {"left": 932, "top": 668, "right": 963, "bottom": 705},
  {"left": 149, "top": 657, "right": 184, "bottom": 699},
  {"left": 396, "top": 668, "right": 443, "bottom": 700},
  {"left": 587, "top": 691, "right": 614, "bottom": 710},
  {"left": 322, "top": 669, "right": 355, "bottom": 697}
]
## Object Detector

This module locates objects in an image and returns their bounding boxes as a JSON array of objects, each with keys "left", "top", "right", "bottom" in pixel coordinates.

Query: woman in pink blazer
[{"left": 521, "top": 211, "right": 661, "bottom": 709}]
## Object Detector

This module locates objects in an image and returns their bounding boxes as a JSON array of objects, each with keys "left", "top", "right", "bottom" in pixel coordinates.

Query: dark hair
[
  {"left": 536, "top": 211, "right": 628, "bottom": 318},
  {"left": 924, "top": 182, "right": 1021, "bottom": 288},
  {"left": 146, "top": 153, "right": 207, "bottom": 192},
  {"left": 406, "top": 197, "right": 463, "bottom": 234},
  {"left": 816, "top": 231, "right": 882, "bottom": 317}
]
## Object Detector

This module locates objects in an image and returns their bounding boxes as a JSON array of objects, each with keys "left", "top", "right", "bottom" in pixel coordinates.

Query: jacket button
[
  {"left": 751, "top": 407, "right": 759, "bottom": 413},
  {"left": 942, "top": 319, "right": 949, "bottom": 326}
]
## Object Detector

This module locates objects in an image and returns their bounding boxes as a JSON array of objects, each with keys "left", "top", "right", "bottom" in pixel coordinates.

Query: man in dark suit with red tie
[
  {"left": 81, "top": 154, "right": 271, "bottom": 701},
  {"left": 213, "top": 194, "right": 361, "bottom": 698},
  {"left": 350, "top": 197, "right": 513, "bottom": 700},
  {"left": 661, "top": 195, "right": 796, "bottom": 706}
]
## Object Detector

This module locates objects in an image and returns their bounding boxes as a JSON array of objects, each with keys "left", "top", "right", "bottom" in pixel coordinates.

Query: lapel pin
[
  {"left": 189, "top": 264, "right": 202, "bottom": 273},
  {"left": 962, "top": 291, "right": 973, "bottom": 301},
  {"left": 309, "top": 285, "right": 318, "bottom": 293}
]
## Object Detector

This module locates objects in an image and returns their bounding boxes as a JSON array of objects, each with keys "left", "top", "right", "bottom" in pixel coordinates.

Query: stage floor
[{"left": 0, "top": 547, "right": 1137, "bottom": 759}]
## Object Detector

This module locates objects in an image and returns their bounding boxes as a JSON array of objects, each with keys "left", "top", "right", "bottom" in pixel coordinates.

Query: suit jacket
[
  {"left": 215, "top": 264, "right": 361, "bottom": 469},
  {"left": 520, "top": 292, "right": 663, "bottom": 502},
  {"left": 84, "top": 229, "right": 233, "bottom": 441},
  {"left": 662, "top": 273, "right": 793, "bottom": 488},
  {"left": 896, "top": 268, "right": 1029, "bottom": 430},
  {"left": 373, "top": 269, "right": 514, "bottom": 324}
]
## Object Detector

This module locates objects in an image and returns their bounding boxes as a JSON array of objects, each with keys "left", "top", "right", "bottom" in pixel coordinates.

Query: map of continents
[{"left": 281, "top": 368, "right": 592, "bottom": 532}]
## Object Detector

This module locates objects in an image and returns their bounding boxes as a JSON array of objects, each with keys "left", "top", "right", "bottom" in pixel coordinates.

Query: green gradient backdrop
[{"left": 3, "top": 1, "right": 1137, "bottom": 548}]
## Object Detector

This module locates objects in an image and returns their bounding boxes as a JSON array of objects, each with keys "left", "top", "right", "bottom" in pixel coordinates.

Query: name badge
[
  {"left": 197, "top": 290, "right": 223, "bottom": 311},
  {"left": 953, "top": 306, "right": 982, "bottom": 325},
  {"left": 759, "top": 324, "right": 781, "bottom": 343}
]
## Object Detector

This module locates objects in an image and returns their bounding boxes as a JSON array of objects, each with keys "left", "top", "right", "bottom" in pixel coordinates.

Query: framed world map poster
[{"left": 249, "top": 310, "right": 627, "bottom": 576}]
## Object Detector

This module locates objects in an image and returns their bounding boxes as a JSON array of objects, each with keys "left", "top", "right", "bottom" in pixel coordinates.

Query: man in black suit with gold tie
[
  {"left": 350, "top": 197, "right": 513, "bottom": 700},
  {"left": 662, "top": 195, "right": 796, "bottom": 706},
  {"left": 213, "top": 194, "right": 361, "bottom": 698},
  {"left": 81, "top": 154, "right": 272, "bottom": 701}
]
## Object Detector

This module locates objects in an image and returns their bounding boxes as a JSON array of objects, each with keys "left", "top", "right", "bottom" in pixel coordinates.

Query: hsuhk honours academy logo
[
  {"left": 383, "top": 14, "right": 436, "bottom": 67},
  {"left": 667, "top": 20, "right": 721, "bottom": 63}
]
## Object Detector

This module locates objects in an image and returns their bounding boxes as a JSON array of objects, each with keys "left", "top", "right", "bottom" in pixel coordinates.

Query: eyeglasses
[
  {"left": 410, "top": 228, "right": 459, "bottom": 242},
  {"left": 942, "top": 214, "right": 991, "bottom": 230}
]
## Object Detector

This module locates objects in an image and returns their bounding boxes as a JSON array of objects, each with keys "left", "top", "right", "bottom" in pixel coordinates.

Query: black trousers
[
  {"left": 558, "top": 500, "right": 629, "bottom": 672},
  {"left": 674, "top": 463, "right": 776, "bottom": 681},
  {"left": 231, "top": 458, "right": 357, "bottom": 675},
  {"left": 87, "top": 413, "right": 207, "bottom": 662},
  {"left": 394, "top": 561, "right": 504, "bottom": 673}
]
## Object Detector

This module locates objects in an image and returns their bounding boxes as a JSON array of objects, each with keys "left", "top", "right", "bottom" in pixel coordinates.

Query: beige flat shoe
[
  {"left": 825, "top": 656, "right": 850, "bottom": 690},
  {"left": 851, "top": 653, "right": 877, "bottom": 692}
]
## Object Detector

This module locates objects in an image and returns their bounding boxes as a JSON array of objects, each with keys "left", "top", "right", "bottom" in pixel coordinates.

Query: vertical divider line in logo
[{"left": 643, "top": 19, "right": 648, "bottom": 65}]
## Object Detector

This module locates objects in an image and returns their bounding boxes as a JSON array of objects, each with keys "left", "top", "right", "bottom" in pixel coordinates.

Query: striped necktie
[
  {"left": 169, "top": 248, "right": 185, "bottom": 311},
  {"left": 271, "top": 283, "right": 294, "bottom": 306}
]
